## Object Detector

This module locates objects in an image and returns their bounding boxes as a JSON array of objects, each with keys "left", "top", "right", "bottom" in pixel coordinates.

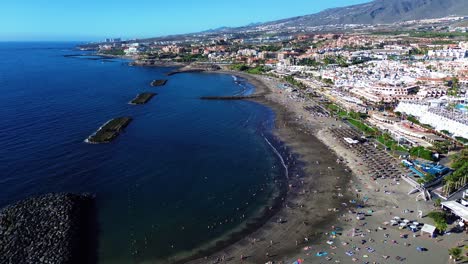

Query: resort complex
[{"left": 83, "top": 15, "right": 468, "bottom": 263}]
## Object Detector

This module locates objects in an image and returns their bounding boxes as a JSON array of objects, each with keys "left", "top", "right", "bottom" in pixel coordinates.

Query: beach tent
[{"left": 421, "top": 224, "right": 436, "bottom": 237}]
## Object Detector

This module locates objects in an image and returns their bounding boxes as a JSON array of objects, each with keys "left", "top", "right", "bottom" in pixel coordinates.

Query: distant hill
[
  {"left": 260, "top": 0, "right": 468, "bottom": 27},
  {"left": 136, "top": 0, "right": 468, "bottom": 43}
]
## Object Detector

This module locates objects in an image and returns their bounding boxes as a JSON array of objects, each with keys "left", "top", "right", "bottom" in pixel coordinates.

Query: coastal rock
[
  {"left": 167, "top": 63, "right": 221, "bottom": 75},
  {"left": 0, "top": 193, "right": 97, "bottom": 264}
]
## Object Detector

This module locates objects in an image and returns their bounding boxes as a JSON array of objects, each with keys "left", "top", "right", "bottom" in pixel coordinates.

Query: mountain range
[
  {"left": 210, "top": 0, "right": 468, "bottom": 34},
  {"left": 265, "top": 0, "right": 468, "bottom": 27}
]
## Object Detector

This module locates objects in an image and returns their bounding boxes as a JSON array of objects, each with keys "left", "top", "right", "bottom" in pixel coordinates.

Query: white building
[
  {"left": 395, "top": 100, "right": 468, "bottom": 138},
  {"left": 428, "top": 49, "right": 467, "bottom": 60}
]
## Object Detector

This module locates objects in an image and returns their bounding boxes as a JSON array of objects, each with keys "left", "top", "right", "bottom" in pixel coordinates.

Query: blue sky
[{"left": 2, "top": 0, "right": 370, "bottom": 41}]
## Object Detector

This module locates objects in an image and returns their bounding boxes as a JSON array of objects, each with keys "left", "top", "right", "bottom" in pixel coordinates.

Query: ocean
[{"left": 0, "top": 42, "right": 285, "bottom": 263}]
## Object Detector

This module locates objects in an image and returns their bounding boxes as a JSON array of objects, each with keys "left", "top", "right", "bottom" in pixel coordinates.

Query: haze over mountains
[
  {"left": 208, "top": 0, "right": 468, "bottom": 34},
  {"left": 265, "top": 0, "right": 468, "bottom": 27}
]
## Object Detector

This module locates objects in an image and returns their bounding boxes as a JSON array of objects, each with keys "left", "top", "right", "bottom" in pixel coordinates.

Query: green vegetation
[
  {"left": 417, "top": 173, "right": 436, "bottom": 185},
  {"left": 323, "top": 55, "right": 348, "bottom": 67},
  {"left": 283, "top": 75, "right": 306, "bottom": 89},
  {"left": 441, "top": 130, "right": 450, "bottom": 135},
  {"left": 445, "top": 149, "right": 468, "bottom": 183},
  {"left": 259, "top": 45, "right": 282, "bottom": 52},
  {"left": 410, "top": 47, "right": 429, "bottom": 55},
  {"left": 448, "top": 247, "right": 462, "bottom": 261},
  {"left": 297, "top": 58, "right": 321, "bottom": 67},
  {"left": 327, "top": 105, "right": 374, "bottom": 137},
  {"left": 322, "top": 78, "right": 334, "bottom": 85},
  {"left": 327, "top": 103, "right": 339, "bottom": 112},
  {"left": 326, "top": 104, "right": 364, "bottom": 119},
  {"left": 406, "top": 115, "right": 433, "bottom": 129},
  {"left": 229, "top": 64, "right": 270, "bottom": 75},
  {"left": 447, "top": 77, "right": 460, "bottom": 96},
  {"left": 430, "top": 140, "right": 453, "bottom": 154},
  {"left": 327, "top": 104, "right": 347, "bottom": 117},
  {"left": 311, "top": 40, "right": 326, "bottom": 49},
  {"left": 407, "top": 115, "right": 419, "bottom": 124},
  {"left": 431, "top": 40, "right": 458, "bottom": 45},
  {"left": 455, "top": 136, "right": 468, "bottom": 144},
  {"left": 451, "top": 148, "right": 468, "bottom": 170},
  {"left": 410, "top": 31, "right": 468, "bottom": 39},
  {"left": 409, "top": 146, "right": 435, "bottom": 161},
  {"left": 377, "top": 133, "right": 408, "bottom": 152},
  {"left": 175, "top": 54, "right": 206, "bottom": 62},
  {"left": 348, "top": 111, "right": 368, "bottom": 119},
  {"left": 230, "top": 64, "right": 250, "bottom": 71},
  {"left": 442, "top": 148, "right": 468, "bottom": 196},
  {"left": 100, "top": 49, "right": 125, "bottom": 56},
  {"left": 373, "top": 31, "right": 468, "bottom": 39},
  {"left": 348, "top": 119, "right": 376, "bottom": 135},
  {"left": 246, "top": 66, "right": 269, "bottom": 75},
  {"left": 427, "top": 211, "right": 448, "bottom": 233}
]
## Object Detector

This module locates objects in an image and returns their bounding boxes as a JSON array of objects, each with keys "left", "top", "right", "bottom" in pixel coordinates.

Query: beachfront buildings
[{"left": 395, "top": 100, "right": 468, "bottom": 139}]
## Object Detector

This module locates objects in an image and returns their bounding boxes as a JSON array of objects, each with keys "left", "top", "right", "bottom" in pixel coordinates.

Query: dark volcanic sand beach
[
  {"left": 187, "top": 72, "right": 461, "bottom": 264},
  {"left": 172, "top": 71, "right": 355, "bottom": 264}
]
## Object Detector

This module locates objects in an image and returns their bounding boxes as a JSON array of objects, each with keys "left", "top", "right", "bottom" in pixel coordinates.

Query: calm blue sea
[{"left": 0, "top": 42, "right": 284, "bottom": 263}]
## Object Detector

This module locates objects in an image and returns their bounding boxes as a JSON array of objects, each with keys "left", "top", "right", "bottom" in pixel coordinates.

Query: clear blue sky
[{"left": 2, "top": 0, "right": 370, "bottom": 41}]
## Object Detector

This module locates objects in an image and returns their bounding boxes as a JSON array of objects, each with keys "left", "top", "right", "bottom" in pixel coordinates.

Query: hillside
[{"left": 261, "top": 0, "right": 468, "bottom": 27}]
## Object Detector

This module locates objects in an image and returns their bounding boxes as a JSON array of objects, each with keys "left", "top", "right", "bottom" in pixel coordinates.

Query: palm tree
[{"left": 448, "top": 247, "right": 462, "bottom": 262}]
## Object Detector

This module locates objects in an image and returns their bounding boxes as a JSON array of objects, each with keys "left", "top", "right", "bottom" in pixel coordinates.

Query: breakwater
[
  {"left": 167, "top": 69, "right": 206, "bottom": 76},
  {"left": 151, "top": 80, "right": 168, "bottom": 86},
  {"left": 200, "top": 95, "right": 263, "bottom": 100},
  {"left": 129, "top": 92, "right": 157, "bottom": 105},
  {"left": 86, "top": 117, "right": 132, "bottom": 144},
  {"left": 4, "top": 43, "right": 286, "bottom": 263},
  {"left": 167, "top": 64, "right": 221, "bottom": 76},
  {"left": 0, "top": 193, "right": 96, "bottom": 264}
]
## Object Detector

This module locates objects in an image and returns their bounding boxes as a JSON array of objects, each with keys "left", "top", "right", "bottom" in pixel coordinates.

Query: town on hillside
[{"left": 80, "top": 16, "right": 468, "bottom": 261}]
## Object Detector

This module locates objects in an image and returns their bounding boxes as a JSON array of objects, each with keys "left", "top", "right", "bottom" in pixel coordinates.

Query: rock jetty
[
  {"left": 200, "top": 95, "right": 263, "bottom": 100},
  {"left": 86, "top": 117, "right": 132, "bottom": 144},
  {"left": 0, "top": 193, "right": 97, "bottom": 264},
  {"left": 150, "top": 80, "right": 167, "bottom": 86},
  {"left": 129, "top": 92, "right": 157, "bottom": 105},
  {"left": 129, "top": 59, "right": 185, "bottom": 67},
  {"left": 167, "top": 63, "right": 221, "bottom": 76}
]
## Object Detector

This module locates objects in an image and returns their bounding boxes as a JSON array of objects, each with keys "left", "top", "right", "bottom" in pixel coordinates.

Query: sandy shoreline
[
  {"left": 163, "top": 72, "right": 355, "bottom": 264},
  {"left": 177, "top": 71, "right": 465, "bottom": 264},
  {"left": 136, "top": 68, "right": 463, "bottom": 264}
]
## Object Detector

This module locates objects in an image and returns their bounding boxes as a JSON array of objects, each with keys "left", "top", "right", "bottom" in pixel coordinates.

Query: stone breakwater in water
[{"left": 0, "top": 193, "right": 97, "bottom": 264}]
